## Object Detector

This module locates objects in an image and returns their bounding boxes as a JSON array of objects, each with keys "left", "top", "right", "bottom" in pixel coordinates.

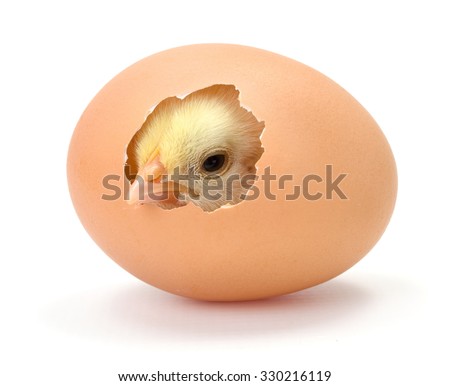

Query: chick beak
[{"left": 128, "top": 156, "right": 177, "bottom": 205}]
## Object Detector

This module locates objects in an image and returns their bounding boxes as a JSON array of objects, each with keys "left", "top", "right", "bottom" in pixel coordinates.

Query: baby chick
[{"left": 125, "top": 84, "right": 264, "bottom": 212}]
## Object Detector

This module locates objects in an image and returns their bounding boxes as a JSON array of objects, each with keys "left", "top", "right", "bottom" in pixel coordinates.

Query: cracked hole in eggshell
[{"left": 124, "top": 84, "right": 265, "bottom": 213}]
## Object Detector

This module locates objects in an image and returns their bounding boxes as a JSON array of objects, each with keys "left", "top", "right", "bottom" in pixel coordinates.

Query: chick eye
[{"left": 202, "top": 154, "right": 226, "bottom": 173}]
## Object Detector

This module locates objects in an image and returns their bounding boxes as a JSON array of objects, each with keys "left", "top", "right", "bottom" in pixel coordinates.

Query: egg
[{"left": 67, "top": 44, "right": 397, "bottom": 301}]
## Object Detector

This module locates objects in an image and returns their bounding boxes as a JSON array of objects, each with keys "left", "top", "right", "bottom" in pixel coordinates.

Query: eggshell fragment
[{"left": 67, "top": 44, "right": 397, "bottom": 301}]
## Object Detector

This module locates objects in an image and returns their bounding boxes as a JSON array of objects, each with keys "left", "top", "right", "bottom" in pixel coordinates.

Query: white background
[{"left": 1, "top": 1, "right": 449, "bottom": 385}]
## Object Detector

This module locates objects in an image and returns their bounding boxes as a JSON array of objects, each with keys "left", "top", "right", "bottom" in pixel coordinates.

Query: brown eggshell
[{"left": 67, "top": 44, "right": 397, "bottom": 301}]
